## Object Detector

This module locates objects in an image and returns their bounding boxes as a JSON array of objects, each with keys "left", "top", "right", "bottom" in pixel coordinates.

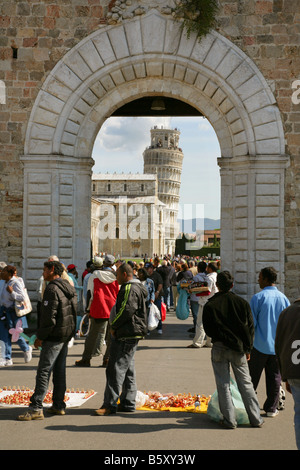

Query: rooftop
[
  {"left": 92, "top": 196, "right": 165, "bottom": 206},
  {"left": 92, "top": 173, "right": 157, "bottom": 181}
]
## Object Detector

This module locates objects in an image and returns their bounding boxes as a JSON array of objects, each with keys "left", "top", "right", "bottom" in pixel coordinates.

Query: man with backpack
[{"left": 94, "top": 263, "right": 148, "bottom": 416}]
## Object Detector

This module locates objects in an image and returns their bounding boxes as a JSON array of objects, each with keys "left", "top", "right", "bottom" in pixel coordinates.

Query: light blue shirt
[
  {"left": 250, "top": 286, "right": 290, "bottom": 355},
  {"left": 67, "top": 272, "right": 83, "bottom": 302},
  {"left": 82, "top": 272, "right": 92, "bottom": 310},
  {"left": 189, "top": 272, "right": 209, "bottom": 302}
]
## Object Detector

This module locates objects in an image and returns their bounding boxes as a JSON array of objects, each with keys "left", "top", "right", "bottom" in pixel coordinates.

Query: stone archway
[{"left": 22, "top": 9, "right": 288, "bottom": 300}]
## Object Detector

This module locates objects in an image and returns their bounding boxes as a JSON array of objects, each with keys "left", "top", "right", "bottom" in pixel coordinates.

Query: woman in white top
[{"left": 0, "top": 265, "right": 32, "bottom": 366}]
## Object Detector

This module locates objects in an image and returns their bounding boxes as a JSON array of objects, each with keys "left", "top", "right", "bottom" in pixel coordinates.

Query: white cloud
[
  {"left": 92, "top": 116, "right": 172, "bottom": 173},
  {"left": 94, "top": 116, "right": 171, "bottom": 153}
]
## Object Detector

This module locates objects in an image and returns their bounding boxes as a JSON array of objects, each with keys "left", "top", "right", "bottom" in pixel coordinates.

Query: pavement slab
[{"left": 0, "top": 311, "right": 297, "bottom": 452}]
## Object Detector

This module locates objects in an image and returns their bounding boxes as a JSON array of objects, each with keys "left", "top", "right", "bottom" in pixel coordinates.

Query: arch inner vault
[{"left": 22, "top": 10, "right": 289, "bottom": 300}]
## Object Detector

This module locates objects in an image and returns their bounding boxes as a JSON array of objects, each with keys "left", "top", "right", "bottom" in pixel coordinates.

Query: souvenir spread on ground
[
  {"left": 135, "top": 391, "right": 211, "bottom": 413},
  {"left": 0, "top": 386, "right": 210, "bottom": 413},
  {"left": 0, "top": 386, "right": 96, "bottom": 408}
]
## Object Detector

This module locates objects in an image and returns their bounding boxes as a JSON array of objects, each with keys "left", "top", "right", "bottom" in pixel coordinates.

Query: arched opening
[
  {"left": 91, "top": 106, "right": 221, "bottom": 259},
  {"left": 22, "top": 10, "right": 288, "bottom": 300}
]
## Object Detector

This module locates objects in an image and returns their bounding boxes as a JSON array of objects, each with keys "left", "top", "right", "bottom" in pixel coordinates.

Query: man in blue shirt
[{"left": 248, "top": 267, "right": 290, "bottom": 417}]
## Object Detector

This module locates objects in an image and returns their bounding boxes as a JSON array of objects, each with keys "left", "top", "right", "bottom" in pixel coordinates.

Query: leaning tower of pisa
[{"left": 143, "top": 126, "right": 184, "bottom": 255}]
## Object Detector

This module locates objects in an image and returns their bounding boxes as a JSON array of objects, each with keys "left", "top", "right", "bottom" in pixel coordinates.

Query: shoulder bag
[{"left": 15, "top": 288, "right": 32, "bottom": 317}]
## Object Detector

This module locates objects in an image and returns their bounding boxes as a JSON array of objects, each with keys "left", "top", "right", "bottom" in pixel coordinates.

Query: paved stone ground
[{"left": 0, "top": 311, "right": 297, "bottom": 452}]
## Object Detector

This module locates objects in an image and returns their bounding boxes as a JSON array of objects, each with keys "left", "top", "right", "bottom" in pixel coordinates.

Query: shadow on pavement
[{"left": 43, "top": 411, "right": 217, "bottom": 434}]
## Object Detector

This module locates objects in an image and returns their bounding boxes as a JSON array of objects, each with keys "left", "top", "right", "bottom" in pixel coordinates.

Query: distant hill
[{"left": 178, "top": 218, "right": 220, "bottom": 233}]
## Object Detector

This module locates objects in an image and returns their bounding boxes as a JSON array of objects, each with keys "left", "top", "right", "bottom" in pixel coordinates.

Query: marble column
[
  {"left": 218, "top": 154, "right": 289, "bottom": 301},
  {"left": 21, "top": 154, "right": 94, "bottom": 298}
]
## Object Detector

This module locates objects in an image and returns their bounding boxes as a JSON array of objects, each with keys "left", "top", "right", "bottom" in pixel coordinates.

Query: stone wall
[
  {"left": 92, "top": 174, "right": 158, "bottom": 198},
  {"left": 91, "top": 196, "right": 165, "bottom": 257},
  {"left": 215, "top": 0, "right": 300, "bottom": 299},
  {"left": 0, "top": 0, "right": 109, "bottom": 267},
  {"left": 0, "top": 0, "right": 299, "bottom": 298}
]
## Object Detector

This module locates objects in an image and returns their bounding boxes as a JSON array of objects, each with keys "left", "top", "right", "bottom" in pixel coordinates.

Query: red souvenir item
[{"left": 161, "top": 302, "right": 166, "bottom": 321}]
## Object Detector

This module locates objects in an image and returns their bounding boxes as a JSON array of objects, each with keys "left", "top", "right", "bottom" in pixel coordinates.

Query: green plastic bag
[
  {"left": 207, "top": 377, "right": 250, "bottom": 425},
  {"left": 176, "top": 287, "right": 190, "bottom": 320}
]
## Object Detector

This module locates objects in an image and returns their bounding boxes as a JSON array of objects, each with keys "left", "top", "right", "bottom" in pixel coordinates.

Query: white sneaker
[
  {"left": 24, "top": 346, "right": 32, "bottom": 363},
  {"left": 5, "top": 359, "right": 13, "bottom": 366},
  {"left": 266, "top": 409, "right": 279, "bottom": 418},
  {"left": 157, "top": 329, "right": 162, "bottom": 334},
  {"left": 0, "top": 359, "right": 6, "bottom": 367}
]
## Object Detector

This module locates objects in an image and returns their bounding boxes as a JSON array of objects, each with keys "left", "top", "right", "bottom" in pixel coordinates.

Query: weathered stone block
[
  {"left": 256, "top": 217, "right": 280, "bottom": 228},
  {"left": 256, "top": 206, "right": 279, "bottom": 217},
  {"left": 141, "top": 12, "right": 166, "bottom": 54}
]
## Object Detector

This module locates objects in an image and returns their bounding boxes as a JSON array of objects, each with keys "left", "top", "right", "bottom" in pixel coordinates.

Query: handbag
[
  {"left": 79, "top": 313, "right": 90, "bottom": 337},
  {"left": 176, "top": 288, "right": 190, "bottom": 320},
  {"left": 148, "top": 303, "right": 160, "bottom": 331},
  {"left": 161, "top": 301, "right": 166, "bottom": 322},
  {"left": 15, "top": 288, "right": 32, "bottom": 317},
  {"left": 207, "top": 377, "right": 250, "bottom": 425}
]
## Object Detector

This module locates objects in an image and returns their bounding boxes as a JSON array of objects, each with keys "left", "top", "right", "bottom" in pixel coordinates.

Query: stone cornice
[
  {"left": 20, "top": 154, "right": 95, "bottom": 171},
  {"left": 217, "top": 154, "right": 290, "bottom": 170}
]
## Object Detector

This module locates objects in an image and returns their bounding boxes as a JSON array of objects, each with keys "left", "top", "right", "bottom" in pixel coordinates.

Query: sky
[{"left": 91, "top": 116, "right": 221, "bottom": 224}]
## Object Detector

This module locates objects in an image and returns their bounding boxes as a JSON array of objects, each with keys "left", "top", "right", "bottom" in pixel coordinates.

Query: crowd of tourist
[{"left": 0, "top": 254, "right": 299, "bottom": 449}]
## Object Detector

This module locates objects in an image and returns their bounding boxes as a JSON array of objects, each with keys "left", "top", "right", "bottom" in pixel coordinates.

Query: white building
[
  {"left": 91, "top": 173, "right": 166, "bottom": 257},
  {"left": 91, "top": 126, "right": 184, "bottom": 257}
]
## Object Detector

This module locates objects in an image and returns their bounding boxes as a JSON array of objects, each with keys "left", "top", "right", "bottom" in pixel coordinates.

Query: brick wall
[
  {"left": 0, "top": 0, "right": 108, "bottom": 266},
  {"left": 216, "top": 0, "right": 300, "bottom": 298}
]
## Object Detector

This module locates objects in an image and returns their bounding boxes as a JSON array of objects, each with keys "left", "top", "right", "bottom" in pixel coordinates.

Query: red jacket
[{"left": 88, "top": 269, "right": 119, "bottom": 319}]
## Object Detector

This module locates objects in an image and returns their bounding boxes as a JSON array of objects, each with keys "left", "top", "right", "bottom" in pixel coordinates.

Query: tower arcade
[{"left": 143, "top": 126, "right": 183, "bottom": 254}]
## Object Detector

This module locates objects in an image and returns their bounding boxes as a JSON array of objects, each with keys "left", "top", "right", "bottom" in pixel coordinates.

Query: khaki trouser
[
  {"left": 193, "top": 302, "right": 211, "bottom": 347},
  {"left": 172, "top": 285, "right": 178, "bottom": 309}
]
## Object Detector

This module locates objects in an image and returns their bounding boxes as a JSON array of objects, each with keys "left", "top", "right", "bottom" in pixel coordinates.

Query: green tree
[{"left": 174, "top": 0, "right": 219, "bottom": 41}]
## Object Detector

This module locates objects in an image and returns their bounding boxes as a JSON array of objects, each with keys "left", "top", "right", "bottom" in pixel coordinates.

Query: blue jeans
[
  {"left": 211, "top": 342, "right": 263, "bottom": 428},
  {"left": 82, "top": 317, "right": 108, "bottom": 360},
  {"left": 162, "top": 287, "right": 170, "bottom": 309},
  {"left": 103, "top": 337, "right": 139, "bottom": 411},
  {"left": 190, "top": 301, "right": 199, "bottom": 328},
  {"left": 154, "top": 298, "right": 162, "bottom": 330},
  {"left": 288, "top": 379, "right": 300, "bottom": 450},
  {"left": 0, "top": 306, "right": 29, "bottom": 359},
  {"left": 29, "top": 340, "right": 69, "bottom": 411}
]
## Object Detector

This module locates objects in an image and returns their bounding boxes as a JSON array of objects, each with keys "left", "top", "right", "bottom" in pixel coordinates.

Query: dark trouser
[
  {"left": 36, "top": 301, "right": 41, "bottom": 328},
  {"left": 103, "top": 337, "right": 139, "bottom": 411},
  {"left": 103, "top": 326, "right": 111, "bottom": 362},
  {"left": 154, "top": 298, "right": 162, "bottom": 330},
  {"left": 190, "top": 301, "right": 199, "bottom": 329},
  {"left": 248, "top": 347, "right": 281, "bottom": 413},
  {"left": 30, "top": 340, "right": 69, "bottom": 411},
  {"left": 83, "top": 317, "right": 108, "bottom": 360}
]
